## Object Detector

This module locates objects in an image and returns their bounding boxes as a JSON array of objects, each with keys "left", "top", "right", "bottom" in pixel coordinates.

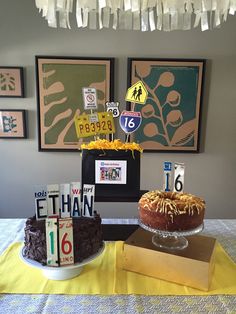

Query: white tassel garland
[{"left": 35, "top": 0, "right": 236, "bottom": 31}]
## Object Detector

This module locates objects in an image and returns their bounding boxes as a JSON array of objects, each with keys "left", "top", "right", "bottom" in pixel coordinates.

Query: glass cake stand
[
  {"left": 139, "top": 219, "right": 204, "bottom": 250},
  {"left": 20, "top": 242, "right": 105, "bottom": 280}
]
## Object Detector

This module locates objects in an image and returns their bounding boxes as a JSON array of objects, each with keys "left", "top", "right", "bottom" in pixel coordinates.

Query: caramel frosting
[{"left": 139, "top": 190, "right": 205, "bottom": 223}]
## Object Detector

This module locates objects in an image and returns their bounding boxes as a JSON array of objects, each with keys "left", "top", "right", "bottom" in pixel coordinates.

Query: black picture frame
[
  {"left": 127, "top": 58, "right": 206, "bottom": 152},
  {"left": 0, "top": 109, "right": 27, "bottom": 138},
  {"left": 35, "top": 56, "right": 114, "bottom": 151},
  {"left": 0, "top": 66, "right": 24, "bottom": 98}
]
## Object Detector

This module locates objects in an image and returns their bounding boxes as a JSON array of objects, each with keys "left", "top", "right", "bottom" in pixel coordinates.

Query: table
[{"left": 0, "top": 219, "right": 236, "bottom": 314}]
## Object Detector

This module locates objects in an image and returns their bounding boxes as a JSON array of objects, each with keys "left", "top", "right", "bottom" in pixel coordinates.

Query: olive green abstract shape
[{"left": 0, "top": 73, "right": 16, "bottom": 91}]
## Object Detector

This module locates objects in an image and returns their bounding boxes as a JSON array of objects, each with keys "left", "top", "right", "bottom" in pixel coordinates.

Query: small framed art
[
  {"left": 0, "top": 67, "right": 24, "bottom": 97},
  {"left": 0, "top": 109, "right": 27, "bottom": 138},
  {"left": 127, "top": 58, "right": 206, "bottom": 152}
]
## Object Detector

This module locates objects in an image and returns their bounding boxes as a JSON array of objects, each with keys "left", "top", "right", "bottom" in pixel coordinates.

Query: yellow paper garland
[{"left": 81, "top": 139, "right": 143, "bottom": 153}]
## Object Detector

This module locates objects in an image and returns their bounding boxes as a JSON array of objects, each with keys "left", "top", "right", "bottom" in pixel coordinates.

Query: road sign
[
  {"left": 119, "top": 111, "right": 142, "bottom": 134},
  {"left": 105, "top": 101, "right": 120, "bottom": 117},
  {"left": 82, "top": 87, "right": 97, "bottom": 110},
  {"left": 125, "top": 80, "right": 148, "bottom": 104}
]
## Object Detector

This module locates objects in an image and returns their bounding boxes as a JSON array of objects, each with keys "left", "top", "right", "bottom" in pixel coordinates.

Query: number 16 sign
[
  {"left": 119, "top": 111, "right": 142, "bottom": 134},
  {"left": 59, "top": 218, "right": 74, "bottom": 266},
  {"left": 46, "top": 218, "right": 59, "bottom": 266}
]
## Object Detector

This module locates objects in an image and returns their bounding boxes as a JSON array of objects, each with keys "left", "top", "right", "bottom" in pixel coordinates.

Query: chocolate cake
[
  {"left": 139, "top": 190, "right": 205, "bottom": 232},
  {"left": 23, "top": 212, "right": 103, "bottom": 265}
]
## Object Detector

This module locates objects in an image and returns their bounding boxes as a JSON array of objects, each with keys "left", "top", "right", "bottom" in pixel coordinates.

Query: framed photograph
[
  {"left": 36, "top": 56, "right": 114, "bottom": 151},
  {"left": 0, "top": 109, "right": 27, "bottom": 138},
  {"left": 127, "top": 58, "right": 206, "bottom": 152},
  {"left": 95, "top": 160, "right": 127, "bottom": 184},
  {"left": 0, "top": 67, "right": 24, "bottom": 97}
]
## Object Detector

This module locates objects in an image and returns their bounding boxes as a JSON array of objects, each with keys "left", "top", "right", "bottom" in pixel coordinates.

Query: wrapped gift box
[
  {"left": 81, "top": 149, "right": 140, "bottom": 200},
  {"left": 123, "top": 228, "right": 216, "bottom": 291}
]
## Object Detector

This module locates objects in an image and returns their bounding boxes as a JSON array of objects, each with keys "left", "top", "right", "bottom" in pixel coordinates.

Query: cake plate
[
  {"left": 139, "top": 220, "right": 204, "bottom": 250},
  {"left": 19, "top": 242, "right": 105, "bottom": 281}
]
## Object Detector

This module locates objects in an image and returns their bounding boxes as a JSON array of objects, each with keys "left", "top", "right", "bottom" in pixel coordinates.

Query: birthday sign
[
  {"left": 34, "top": 182, "right": 95, "bottom": 220},
  {"left": 35, "top": 185, "right": 47, "bottom": 220},
  {"left": 163, "top": 161, "right": 172, "bottom": 192},
  {"left": 37, "top": 182, "right": 95, "bottom": 267},
  {"left": 45, "top": 217, "right": 75, "bottom": 266},
  {"left": 60, "top": 184, "right": 71, "bottom": 218},
  {"left": 83, "top": 184, "right": 95, "bottom": 217},
  {"left": 46, "top": 218, "right": 59, "bottom": 266},
  {"left": 163, "top": 162, "right": 185, "bottom": 193},
  {"left": 173, "top": 163, "right": 185, "bottom": 192},
  {"left": 74, "top": 112, "right": 115, "bottom": 138},
  {"left": 47, "top": 184, "right": 60, "bottom": 217},
  {"left": 59, "top": 218, "right": 74, "bottom": 266},
  {"left": 71, "top": 182, "right": 82, "bottom": 217}
]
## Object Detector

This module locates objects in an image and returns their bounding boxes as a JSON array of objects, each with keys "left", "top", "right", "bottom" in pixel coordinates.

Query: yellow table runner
[{"left": 0, "top": 241, "right": 236, "bottom": 295}]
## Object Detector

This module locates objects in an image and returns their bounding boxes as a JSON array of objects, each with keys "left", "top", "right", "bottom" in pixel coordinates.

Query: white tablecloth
[{"left": 0, "top": 219, "right": 236, "bottom": 314}]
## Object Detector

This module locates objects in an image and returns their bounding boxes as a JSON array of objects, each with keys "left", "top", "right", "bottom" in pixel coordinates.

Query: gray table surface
[{"left": 0, "top": 219, "right": 235, "bottom": 314}]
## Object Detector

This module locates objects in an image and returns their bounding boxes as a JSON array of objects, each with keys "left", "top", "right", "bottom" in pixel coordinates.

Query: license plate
[{"left": 75, "top": 112, "right": 115, "bottom": 138}]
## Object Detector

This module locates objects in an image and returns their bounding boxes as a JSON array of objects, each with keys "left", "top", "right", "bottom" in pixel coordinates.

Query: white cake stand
[
  {"left": 139, "top": 220, "right": 204, "bottom": 250},
  {"left": 20, "top": 242, "right": 105, "bottom": 280}
]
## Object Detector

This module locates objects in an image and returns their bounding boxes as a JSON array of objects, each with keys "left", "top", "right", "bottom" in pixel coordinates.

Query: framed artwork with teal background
[
  {"left": 36, "top": 56, "right": 114, "bottom": 151},
  {"left": 127, "top": 58, "right": 205, "bottom": 152}
]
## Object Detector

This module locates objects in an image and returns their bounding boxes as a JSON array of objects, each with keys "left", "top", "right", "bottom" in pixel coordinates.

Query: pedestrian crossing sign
[{"left": 125, "top": 80, "right": 148, "bottom": 104}]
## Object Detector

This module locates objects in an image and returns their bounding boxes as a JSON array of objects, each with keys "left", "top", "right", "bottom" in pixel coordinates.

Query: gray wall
[{"left": 0, "top": 0, "right": 235, "bottom": 218}]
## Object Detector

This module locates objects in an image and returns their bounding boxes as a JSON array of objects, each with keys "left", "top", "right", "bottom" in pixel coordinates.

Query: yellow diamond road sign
[{"left": 125, "top": 80, "right": 148, "bottom": 104}]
